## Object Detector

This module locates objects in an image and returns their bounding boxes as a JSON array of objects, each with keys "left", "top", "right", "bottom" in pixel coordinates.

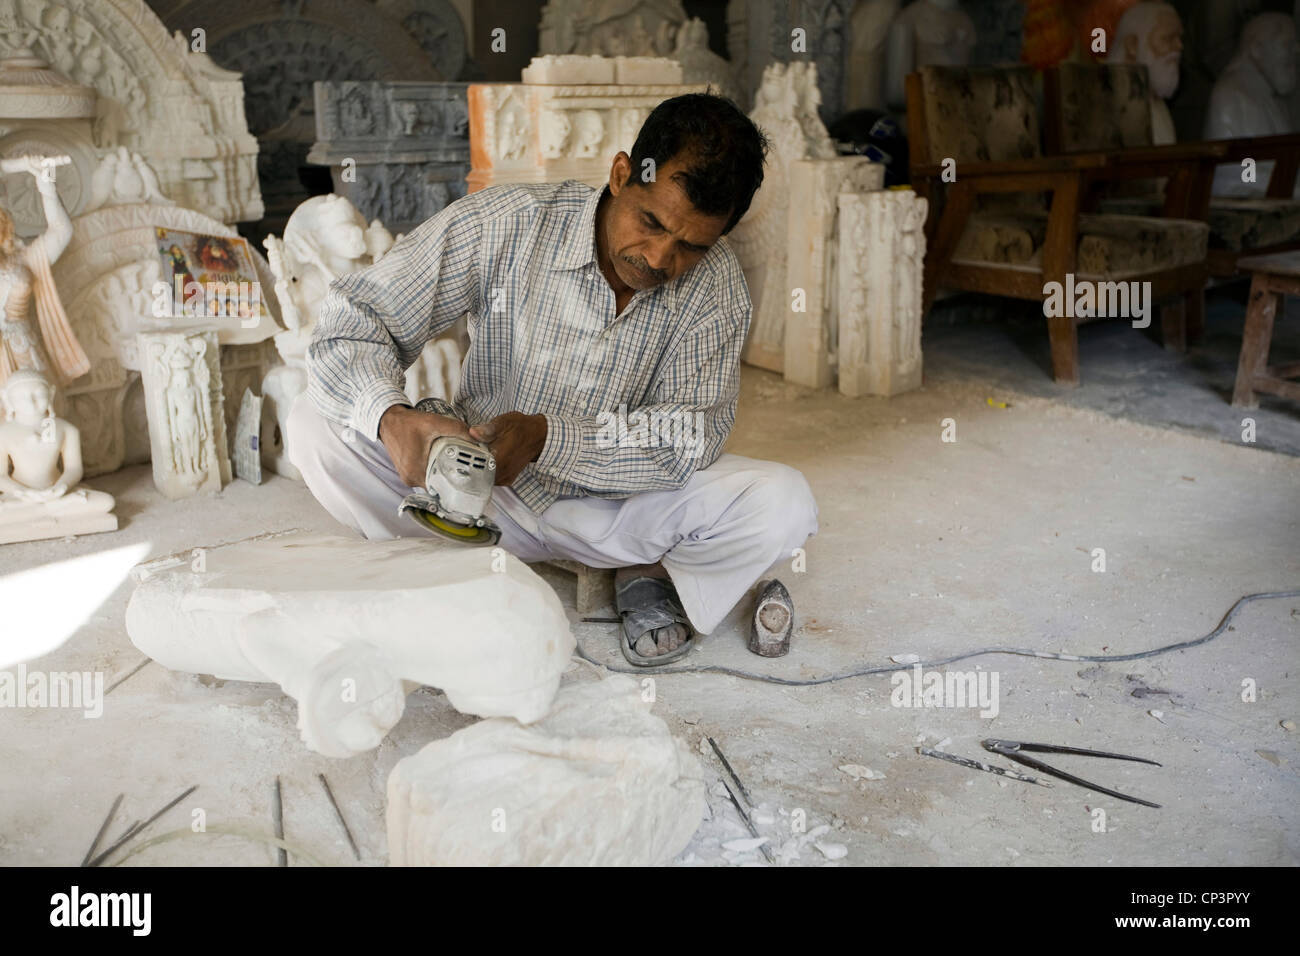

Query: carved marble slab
[
  {"left": 308, "top": 80, "right": 471, "bottom": 234},
  {"left": 783, "top": 157, "right": 884, "bottom": 389},
  {"left": 467, "top": 81, "right": 707, "bottom": 192},
  {"left": 837, "top": 190, "right": 927, "bottom": 398},
  {"left": 137, "top": 328, "right": 229, "bottom": 498}
]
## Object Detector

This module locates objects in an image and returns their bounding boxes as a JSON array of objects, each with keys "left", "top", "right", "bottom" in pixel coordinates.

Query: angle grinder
[{"left": 398, "top": 398, "right": 503, "bottom": 546}]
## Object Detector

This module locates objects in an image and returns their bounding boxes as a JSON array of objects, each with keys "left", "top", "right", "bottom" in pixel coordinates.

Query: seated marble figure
[{"left": 0, "top": 369, "right": 116, "bottom": 543}]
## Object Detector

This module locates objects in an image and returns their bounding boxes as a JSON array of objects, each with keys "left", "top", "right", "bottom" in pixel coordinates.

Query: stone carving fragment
[
  {"left": 125, "top": 533, "right": 576, "bottom": 758},
  {"left": 233, "top": 387, "right": 262, "bottom": 484},
  {"left": 388, "top": 675, "right": 706, "bottom": 866}
]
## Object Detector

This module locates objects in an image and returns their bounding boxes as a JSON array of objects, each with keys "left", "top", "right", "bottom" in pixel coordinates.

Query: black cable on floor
[{"left": 573, "top": 589, "right": 1300, "bottom": 686}]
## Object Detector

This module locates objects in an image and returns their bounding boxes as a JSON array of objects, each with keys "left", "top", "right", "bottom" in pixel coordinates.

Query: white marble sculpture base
[{"left": 0, "top": 511, "right": 118, "bottom": 545}]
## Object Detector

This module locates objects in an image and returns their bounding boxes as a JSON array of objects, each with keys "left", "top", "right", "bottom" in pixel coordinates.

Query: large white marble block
[
  {"left": 837, "top": 190, "right": 927, "bottom": 398},
  {"left": 388, "top": 675, "right": 706, "bottom": 866},
  {"left": 125, "top": 533, "right": 576, "bottom": 759}
]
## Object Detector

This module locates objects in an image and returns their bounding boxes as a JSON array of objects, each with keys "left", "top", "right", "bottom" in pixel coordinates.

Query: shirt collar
[
  {"left": 549, "top": 184, "right": 605, "bottom": 272},
  {"left": 551, "top": 182, "right": 681, "bottom": 315}
]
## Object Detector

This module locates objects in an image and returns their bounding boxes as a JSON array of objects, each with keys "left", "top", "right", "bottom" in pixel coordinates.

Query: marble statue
[
  {"left": 0, "top": 369, "right": 116, "bottom": 544},
  {"left": 0, "top": 155, "right": 89, "bottom": 387},
  {"left": 885, "top": 0, "right": 977, "bottom": 113},
  {"left": 671, "top": 16, "right": 738, "bottom": 102},
  {"left": 848, "top": 0, "right": 902, "bottom": 112},
  {"left": 262, "top": 195, "right": 457, "bottom": 478},
  {"left": 837, "top": 190, "right": 927, "bottom": 398},
  {"left": 261, "top": 195, "right": 376, "bottom": 480},
  {"left": 1107, "top": 1, "right": 1184, "bottom": 145},
  {"left": 1206, "top": 13, "right": 1299, "bottom": 197},
  {"left": 138, "top": 329, "right": 228, "bottom": 499},
  {"left": 1205, "top": 12, "right": 1297, "bottom": 142},
  {"left": 125, "top": 533, "right": 576, "bottom": 759},
  {"left": 727, "top": 62, "right": 836, "bottom": 373}
]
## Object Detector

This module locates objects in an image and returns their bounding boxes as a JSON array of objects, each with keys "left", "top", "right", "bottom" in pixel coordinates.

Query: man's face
[
  {"left": 601, "top": 153, "right": 730, "bottom": 291},
  {"left": 1144, "top": 8, "right": 1184, "bottom": 99}
]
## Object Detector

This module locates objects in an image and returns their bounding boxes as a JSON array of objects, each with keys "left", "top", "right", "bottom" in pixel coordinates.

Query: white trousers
[{"left": 286, "top": 399, "right": 819, "bottom": 634}]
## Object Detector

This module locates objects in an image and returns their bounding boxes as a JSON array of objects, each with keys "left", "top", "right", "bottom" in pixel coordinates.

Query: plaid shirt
[{"left": 307, "top": 180, "right": 751, "bottom": 514}]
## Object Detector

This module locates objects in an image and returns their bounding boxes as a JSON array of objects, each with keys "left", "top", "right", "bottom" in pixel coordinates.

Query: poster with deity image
[{"left": 154, "top": 227, "right": 267, "bottom": 322}]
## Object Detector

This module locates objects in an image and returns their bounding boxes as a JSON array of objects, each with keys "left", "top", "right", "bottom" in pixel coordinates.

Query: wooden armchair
[
  {"left": 907, "top": 65, "right": 1212, "bottom": 385},
  {"left": 1044, "top": 63, "right": 1300, "bottom": 286}
]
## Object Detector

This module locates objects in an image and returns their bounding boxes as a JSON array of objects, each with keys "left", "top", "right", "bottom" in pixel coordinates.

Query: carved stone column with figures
[{"left": 837, "top": 190, "right": 927, "bottom": 398}]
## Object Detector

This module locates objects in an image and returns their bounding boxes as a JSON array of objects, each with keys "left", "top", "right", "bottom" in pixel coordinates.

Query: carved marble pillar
[
  {"left": 308, "top": 81, "right": 471, "bottom": 235},
  {"left": 783, "top": 157, "right": 884, "bottom": 389},
  {"left": 837, "top": 190, "right": 927, "bottom": 398},
  {"left": 728, "top": 61, "right": 836, "bottom": 374}
]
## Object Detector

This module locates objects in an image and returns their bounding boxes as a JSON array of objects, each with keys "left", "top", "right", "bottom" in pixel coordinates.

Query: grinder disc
[{"left": 403, "top": 504, "right": 502, "bottom": 546}]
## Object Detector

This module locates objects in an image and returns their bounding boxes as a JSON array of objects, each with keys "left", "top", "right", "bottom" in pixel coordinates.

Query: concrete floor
[
  {"left": 926, "top": 286, "right": 1300, "bottom": 457},
  {"left": 1, "top": 363, "right": 1297, "bottom": 866}
]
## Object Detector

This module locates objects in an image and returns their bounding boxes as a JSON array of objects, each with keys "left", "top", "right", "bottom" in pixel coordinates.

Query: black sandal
[{"left": 615, "top": 573, "right": 696, "bottom": 667}]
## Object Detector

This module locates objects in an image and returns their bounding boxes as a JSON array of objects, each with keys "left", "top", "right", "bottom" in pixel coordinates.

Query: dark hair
[{"left": 627, "top": 93, "right": 769, "bottom": 234}]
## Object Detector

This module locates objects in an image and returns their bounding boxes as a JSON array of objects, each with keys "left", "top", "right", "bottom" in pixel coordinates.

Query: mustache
[{"left": 623, "top": 255, "right": 667, "bottom": 282}]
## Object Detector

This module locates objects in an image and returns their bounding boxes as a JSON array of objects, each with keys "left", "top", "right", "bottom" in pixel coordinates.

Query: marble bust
[
  {"left": 1206, "top": 12, "right": 1299, "bottom": 196},
  {"left": 885, "top": 0, "right": 977, "bottom": 112},
  {"left": 1205, "top": 12, "right": 1297, "bottom": 142},
  {"left": 1107, "top": 1, "right": 1184, "bottom": 145},
  {"left": 0, "top": 369, "right": 116, "bottom": 543}
]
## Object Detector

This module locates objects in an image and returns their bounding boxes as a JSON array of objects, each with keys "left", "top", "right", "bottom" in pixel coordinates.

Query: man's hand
[
  {"left": 378, "top": 404, "right": 472, "bottom": 488},
  {"left": 469, "top": 412, "right": 547, "bottom": 486}
]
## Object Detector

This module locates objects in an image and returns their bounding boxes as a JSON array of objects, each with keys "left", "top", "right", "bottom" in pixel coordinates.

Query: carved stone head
[
  {"left": 2, "top": 369, "right": 54, "bottom": 426},
  {"left": 1110, "top": 1, "right": 1184, "bottom": 99},
  {"left": 283, "top": 194, "right": 368, "bottom": 273}
]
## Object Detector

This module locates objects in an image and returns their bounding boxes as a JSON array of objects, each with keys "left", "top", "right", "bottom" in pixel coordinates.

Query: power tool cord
[{"left": 573, "top": 588, "right": 1300, "bottom": 686}]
